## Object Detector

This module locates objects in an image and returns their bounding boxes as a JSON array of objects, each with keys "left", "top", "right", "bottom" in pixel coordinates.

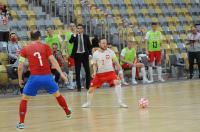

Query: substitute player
[
  {"left": 120, "top": 40, "right": 150, "bottom": 85},
  {"left": 16, "top": 31, "right": 71, "bottom": 129},
  {"left": 82, "top": 38, "right": 127, "bottom": 108},
  {"left": 65, "top": 23, "right": 76, "bottom": 89},
  {"left": 145, "top": 22, "right": 165, "bottom": 82},
  {"left": 45, "top": 27, "right": 63, "bottom": 51}
]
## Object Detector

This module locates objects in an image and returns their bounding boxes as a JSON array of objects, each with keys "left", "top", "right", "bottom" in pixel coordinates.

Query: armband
[{"left": 19, "top": 56, "right": 25, "bottom": 63}]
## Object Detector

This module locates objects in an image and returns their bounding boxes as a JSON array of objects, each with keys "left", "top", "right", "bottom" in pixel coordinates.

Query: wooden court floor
[{"left": 0, "top": 80, "right": 200, "bottom": 132}]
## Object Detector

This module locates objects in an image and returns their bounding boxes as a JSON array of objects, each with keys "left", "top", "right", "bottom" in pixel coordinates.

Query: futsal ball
[{"left": 138, "top": 98, "right": 149, "bottom": 109}]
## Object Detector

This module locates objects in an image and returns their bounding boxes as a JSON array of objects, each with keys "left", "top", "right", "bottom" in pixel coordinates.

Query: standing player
[
  {"left": 145, "top": 22, "right": 165, "bottom": 82},
  {"left": 16, "top": 31, "right": 71, "bottom": 129},
  {"left": 65, "top": 23, "right": 76, "bottom": 89},
  {"left": 82, "top": 38, "right": 127, "bottom": 108},
  {"left": 45, "top": 27, "right": 63, "bottom": 51}
]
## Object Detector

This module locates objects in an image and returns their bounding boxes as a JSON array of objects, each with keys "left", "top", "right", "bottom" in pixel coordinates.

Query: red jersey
[{"left": 20, "top": 42, "right": 53, "bottom": 75}]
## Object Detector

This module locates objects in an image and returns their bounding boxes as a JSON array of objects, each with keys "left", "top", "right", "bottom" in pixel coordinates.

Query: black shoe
[
  {"left": 77, "top": 89, "right": 81, "bottom": 92},
  {"left": 190, "top": 75, "right": 193, "bottom": 79},
  {"left": 20, "top": 87, "right": 24, "bottom": 94},
  {"left": 199, "top": 75, "right": 200, "bottom": 79}
]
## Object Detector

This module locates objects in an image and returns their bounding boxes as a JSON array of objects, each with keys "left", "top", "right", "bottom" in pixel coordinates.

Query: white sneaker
[
  {"left": 16, "top": 123, "right": 24, "bottom": 129},
  {"left": 143, "top": 80, "right": 151, "bottom": 84},
  {"left": 158, "top": 78, "right": 165, "bottom": 82},
  {"left": 149, "top": 79, "right": 154, "bottom": 83},
  {"left": 82, "top": 102, "right": 90, "bottom": 108},
  {"left": 131, "top": 80, "right": 138, "bottom": 85},
  {"left": 66, "top": 110, "right": 72, "bottom": 119},
  {"left": 122, "top": 81, "right": 129, "bottom": 85},
  {"left": 67, "top": 85, "right": 75, "bottom": 90},
  {"left": 119, "top": 102, "right": 128, "bottom": 108}
]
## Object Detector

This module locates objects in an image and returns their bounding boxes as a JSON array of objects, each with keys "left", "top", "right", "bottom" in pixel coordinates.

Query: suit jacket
[{"left": 69, "top": 34, "right": 92, "bottom": 57}]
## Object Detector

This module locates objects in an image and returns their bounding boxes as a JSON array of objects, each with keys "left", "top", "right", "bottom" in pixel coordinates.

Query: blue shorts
[{"left": 23, "top": 74, "right": 59, "bottom": 96}]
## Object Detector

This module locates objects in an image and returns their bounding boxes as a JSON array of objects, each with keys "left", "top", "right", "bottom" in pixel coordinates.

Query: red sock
[
  {"left": 56, "top": 95, "right": 70, "bottom": 114},
  {"left": 19, "top": 100, "right": 27, "bottom": 123}
]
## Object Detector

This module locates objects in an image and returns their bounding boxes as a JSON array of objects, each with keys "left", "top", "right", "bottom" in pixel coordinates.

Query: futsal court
[{"left": 0, "top": 79, "right": 200, "bottom": 132}]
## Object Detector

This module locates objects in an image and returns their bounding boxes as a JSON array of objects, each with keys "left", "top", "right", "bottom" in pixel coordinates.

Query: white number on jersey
[
  {"left": 93, "top": 49, "right": 115, "bottom": 73},
  {"left": 34, "top": 52, "right": 43, "bottom": 66}
]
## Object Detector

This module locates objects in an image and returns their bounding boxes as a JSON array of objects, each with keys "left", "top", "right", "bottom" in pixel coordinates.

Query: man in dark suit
[{"left": 69, "top": 24, "right": 92, "bottom": 91}]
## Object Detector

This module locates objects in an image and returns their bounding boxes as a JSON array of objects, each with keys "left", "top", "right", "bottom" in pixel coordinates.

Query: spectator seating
[
  {"left": 0, "top": 64, "right": 19, "bottom": 94},
  {"left": 7, "top": 0, "right": 64, "bottom": 40}
]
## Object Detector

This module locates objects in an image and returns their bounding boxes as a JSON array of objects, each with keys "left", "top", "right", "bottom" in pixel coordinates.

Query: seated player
[
  {"left": 16, "top": 31, "right": 71, "bottom": 129},
  {"left": 51, "top": 43, "right": 64, "bottom": 83},
  {"left": 120, "top": 40, "right": 150, "bottom": 85},
  {"left": 82, "top": 38, "right": 128, "bottom": 108}
]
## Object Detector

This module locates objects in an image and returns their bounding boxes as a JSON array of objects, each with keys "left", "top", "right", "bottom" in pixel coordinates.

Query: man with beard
[{"left": 82, "top": 38, "right": 128, "bottom": 108}]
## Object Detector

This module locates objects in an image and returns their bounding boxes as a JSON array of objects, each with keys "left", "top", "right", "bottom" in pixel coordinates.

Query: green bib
[
  {"left": 65, "top": 32, "right": 74, "bottom": 56},
  {"left": 147, "top": 31, "right": 161, "bottom": 51},
  {"left": 45, "top": 34, "right": 61, "bottom": 50},
  {"left": 121, "top": 47, "right": 136, "bottom": 64}
]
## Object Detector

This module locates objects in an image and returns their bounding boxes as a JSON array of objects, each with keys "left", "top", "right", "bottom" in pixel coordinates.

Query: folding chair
[{"left": 169, "top": 54, "right": 186, "bottom": 79}]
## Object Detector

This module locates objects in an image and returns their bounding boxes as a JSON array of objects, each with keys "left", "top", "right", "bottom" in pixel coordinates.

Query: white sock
[
  {"left": 149, "top": 67, "right": 153, "bottom": 82},
  {"left": 157, "top": 66, "right": 163, "bottom": 80},
  {"left": 132, "top": 67, "right": 136, "bottom": 82},
  {"left": 115, "top": 84, "right": 123, "bottom": 104},
  {"left": 141, "top": 67, "right": 148, "bottom": 82},
  {"left": 69, "top": 71, "right": 73, "bottom": 85},
  {"left": 86, "top": 92, "right": 93, "bottom": 105},
  {"left": 120, "top": 70, "right": 126, "bottom": 83}
]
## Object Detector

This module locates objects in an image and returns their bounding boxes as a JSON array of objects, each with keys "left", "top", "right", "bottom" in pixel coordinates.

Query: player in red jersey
[
  {"left": 16, "top": 31, "right": 71, "bottom": 129},
  {"left": 82, "top": 38, "right": 127, "bottom": 108}
]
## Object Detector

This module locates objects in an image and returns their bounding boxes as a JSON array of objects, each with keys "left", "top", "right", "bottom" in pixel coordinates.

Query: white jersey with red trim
[{"left": 93, "top": 48, "right": 116, "bottom": 73}]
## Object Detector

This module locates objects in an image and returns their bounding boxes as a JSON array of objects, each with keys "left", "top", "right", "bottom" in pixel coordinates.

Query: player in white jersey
[{"left": 82, "top": 38, "right": 128, "bottom": 108}]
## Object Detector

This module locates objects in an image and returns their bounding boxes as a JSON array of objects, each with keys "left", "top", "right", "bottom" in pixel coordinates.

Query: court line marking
[
  {"left": 0, "top": 103, "right": 198, "bottom": 113},
  {"left": 1, "top": 85, "right": 199, "bottom": 109},
  {"left": 1, "top": 79, "right": 199, "bottom": 99},
  {"left": 1, "top": 78, "right": 199, "bottom": 99},
  {"left": 0, "top": 80, "right": 199, "bottom": 111},
  {"left": 0, "top": 85, "right": 195, "bottom": 103}
]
